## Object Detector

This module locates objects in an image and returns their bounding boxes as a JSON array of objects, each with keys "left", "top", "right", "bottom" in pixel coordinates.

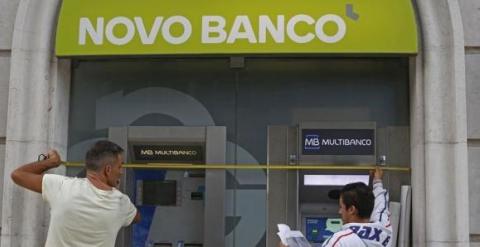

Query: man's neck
[
  {"left": 346, "top": 216, "right": 370, "bottom": 224},
  {"left": 357, "top": 218, "right": 370, "bottom": 223},
  {"left": 86, "top": 172, "right": 112, "bottom": 190}
]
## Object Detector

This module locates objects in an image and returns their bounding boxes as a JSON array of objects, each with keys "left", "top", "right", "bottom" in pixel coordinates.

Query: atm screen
[
  {"left": 305, "top": 217, "right": 342, "bottom": 243},
  {"left": 142, "top": 180, "right": 177, "bottom": 206}
]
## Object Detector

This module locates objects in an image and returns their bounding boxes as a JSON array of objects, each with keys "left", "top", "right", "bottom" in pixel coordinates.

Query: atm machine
[
  {"left": 109, "top": 126, "right": 226, "bottom": 247},
  {"left": 266, "top": 122, "right": 379, "bottom": 247}
]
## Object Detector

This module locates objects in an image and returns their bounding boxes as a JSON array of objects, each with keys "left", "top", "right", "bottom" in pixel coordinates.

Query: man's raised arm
[
  {"left": 11, "top": 150, "right": 62, "bottom": 193},
  {"left": 370, "top": 167, "right": 391, "bottom": 226}
]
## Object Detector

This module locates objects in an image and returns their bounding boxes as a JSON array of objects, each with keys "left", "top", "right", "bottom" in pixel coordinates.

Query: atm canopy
[{"left": 55, "top": 0, "right": 418, "bottom": 56}]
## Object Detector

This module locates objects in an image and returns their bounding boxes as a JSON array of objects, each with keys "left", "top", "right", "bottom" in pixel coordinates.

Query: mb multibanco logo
[{"left": 305, "top": 134, "right": 321, "bottom": 150}]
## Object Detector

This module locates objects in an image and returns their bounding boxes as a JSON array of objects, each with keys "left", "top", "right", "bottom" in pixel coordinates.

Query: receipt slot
[{"left": 109, "top": 126, "right": 226, "bottom": 247}]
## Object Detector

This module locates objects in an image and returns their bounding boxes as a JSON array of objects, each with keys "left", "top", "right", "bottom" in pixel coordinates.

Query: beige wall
[
  {"left": 470, "top": 143, "right": 480, "bottom": 233},
  {"left": 0, "top": 55, "right": 8, "bottom": 226},
  {"left": 0, "top": 0, "right": 18, "bottom": 134},
  {"left": 0, "top": 55, "right": 10, "bottom": 137},
  {"left": 467, "top": 51, "right": 480, "bottom": 234},
  {"left": 466, "top": 54, "right": 480, "bottom": 139},
  {"left": 0, "top": 0, "right": 20, "bottom": 132},
  {"left": 0, "top": 0, "right": 19, "bottom": 49},
  {"left": 460, "top": 0, "right": 480, "bottom": 47},
  {"left": 0, "top": 0, "right": 20, "bottom": 229},
  {"left": 0, "top": 143, "right": 3, "bottom": 224},
  {"left": 460, "top": 0, "right": 480, "bottom": 240}
]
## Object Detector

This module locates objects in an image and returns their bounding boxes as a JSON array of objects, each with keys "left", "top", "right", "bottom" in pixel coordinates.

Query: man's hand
[
  {"left": 371, "top": 166, "right": 383, "bottom": 182},
  {"left": 46, "top": 150, "right": 62, "bottom": 167},
  {"left": 11, "top": 149, "right": 63, "bottom": 193}
]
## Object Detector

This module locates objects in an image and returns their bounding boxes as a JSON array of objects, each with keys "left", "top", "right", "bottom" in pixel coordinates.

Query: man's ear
[
  {"left": 105, "top": 164, "right": 112, "bottom": 175},
  {"left": 347, "top": 205, "right": 357, "bottom": 216}
]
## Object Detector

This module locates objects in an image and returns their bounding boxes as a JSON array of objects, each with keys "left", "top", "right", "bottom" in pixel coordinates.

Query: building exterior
[{"left": 0, "top": 0, "right": 478, "bottom": 246}]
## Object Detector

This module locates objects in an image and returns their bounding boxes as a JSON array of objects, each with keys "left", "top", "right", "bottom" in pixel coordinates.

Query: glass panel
[{"left": 68, "top": 57, "right": 410, "bottom": 247}]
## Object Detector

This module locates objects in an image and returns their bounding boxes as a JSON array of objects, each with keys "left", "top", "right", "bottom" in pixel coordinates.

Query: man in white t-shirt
[{"left": 11, "top": 140, "right": 141, "bottom": 247}]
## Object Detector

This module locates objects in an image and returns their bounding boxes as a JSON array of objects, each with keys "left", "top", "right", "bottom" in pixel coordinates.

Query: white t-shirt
[
  {"left": 42, "top": 174, "right": 137, "bottom": 247},
  {"left": 322, "top": 182, "right": 392, "bottom": 247}
]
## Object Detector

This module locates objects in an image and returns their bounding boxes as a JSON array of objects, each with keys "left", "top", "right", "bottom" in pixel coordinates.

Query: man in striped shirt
[{"left": 321, "top": 167, "right": 392, "bottom": 247}]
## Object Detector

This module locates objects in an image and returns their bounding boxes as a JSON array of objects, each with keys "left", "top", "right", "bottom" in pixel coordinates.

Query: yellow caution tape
[{"left": 62, "top": 162, "right": 410, "bottom": 172}]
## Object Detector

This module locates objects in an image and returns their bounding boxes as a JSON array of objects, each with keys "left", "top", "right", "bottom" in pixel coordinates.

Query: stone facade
[
  {"left": 0, "top": 0, "right": 477, "bottom": 246},
  {"left": 460, "top": 0, "right": 480, "bottom": 243}
]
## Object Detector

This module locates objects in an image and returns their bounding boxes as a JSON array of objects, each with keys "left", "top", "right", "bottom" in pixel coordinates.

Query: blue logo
[{"left": 304, "top": 134, "right": 321, "bottom": 150}]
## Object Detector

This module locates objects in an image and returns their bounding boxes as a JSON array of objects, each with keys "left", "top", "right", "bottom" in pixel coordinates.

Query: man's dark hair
[
  {"left": 340, "top": 182, "right": 374, "bottom": 219},
  {"left": 85, "top": 140, "right": 124, "bottom": 171}
]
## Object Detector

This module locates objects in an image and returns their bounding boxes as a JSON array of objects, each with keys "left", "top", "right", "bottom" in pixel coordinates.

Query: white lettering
[
  {"left": 152, "top": 150, "right": 198, "bottom": 155},
  {"left": 162, "top": 16, "right": 192, "bottom": 44},
  {"left": 227, "top": 15, "right": 257, "bottom": 44},
  {"left": 79, "top": 14, "right": 347, "bottom": 47},
  {"left": 134, "top": 17, "right": 163, "bottom": 45},
  {"left": 79, "top": 17, "right": 104, "bottom": 45},
  {"left": 105, "top": 16, "right": 135, "bottom": 45},
  {"left": 202, "top": 16, "right": 227, "bottom": 43},
  {"left": 315, "top": 14, "right": 346, "bottom": 43},
  {"left": 305, "top": 138, "right": 320, "bottom": 146},
  {"left": 321, "top": 139, "right": 372, "bottom": 146},
  {"left": 287, "top": 14, "right": 315, "bottom": 44},
  {"left": 141, "top": 149, "right": 154, "bottom": 155},
  {"left": 258, "top": 15, "right": 285, "bottom": 43}
]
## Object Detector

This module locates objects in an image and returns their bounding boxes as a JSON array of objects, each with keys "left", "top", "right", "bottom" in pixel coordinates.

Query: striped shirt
[{"left": 322, "top": 182, "right": 392, "bottom": 247}]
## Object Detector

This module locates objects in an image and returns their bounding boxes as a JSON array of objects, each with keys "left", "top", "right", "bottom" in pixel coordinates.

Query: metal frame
[{"left": 108, "top": 126, "right": 226, "bottom": 247}]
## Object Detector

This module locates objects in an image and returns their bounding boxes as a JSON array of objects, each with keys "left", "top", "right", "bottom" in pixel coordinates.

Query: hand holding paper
[{"left": 277, "top": 224, "right": 311, "bottom": 247}]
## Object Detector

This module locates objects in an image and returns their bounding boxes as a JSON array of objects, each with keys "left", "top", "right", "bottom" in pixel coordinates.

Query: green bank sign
[{"left": 55, "top": 0, "right": 418, "bottom": 56}]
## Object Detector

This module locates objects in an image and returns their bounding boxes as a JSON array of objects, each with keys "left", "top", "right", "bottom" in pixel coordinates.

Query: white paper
[
  {"left": 277, "top": 224, "right": 311, "bottom": 247},
  {"left": 277, "top": 224, "right": 291, "bottom": 245}
]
